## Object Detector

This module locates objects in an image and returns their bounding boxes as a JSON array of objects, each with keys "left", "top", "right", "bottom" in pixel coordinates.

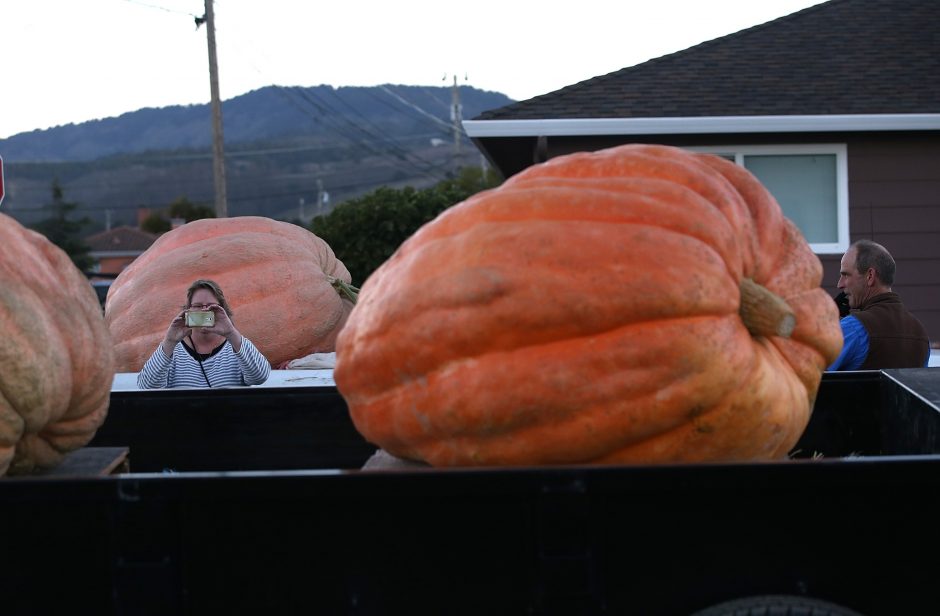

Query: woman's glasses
[{"left": 188, "top": 303, "right": 214, "bottom": 311}]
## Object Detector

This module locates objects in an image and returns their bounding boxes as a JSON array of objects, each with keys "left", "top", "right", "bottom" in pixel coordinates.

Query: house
[
  {"left": 86, "top": 226, "right": 158, "bottom": 275},
  {"left": 464, "top": 0, "right": 940, "bottom": 340}
]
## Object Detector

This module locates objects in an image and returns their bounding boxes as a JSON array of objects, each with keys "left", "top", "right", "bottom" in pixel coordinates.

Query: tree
[
  {"left": 30, "top": 180, "right": 95, "bottom": 271},
  {"left": 140, "top": 196, "right": 215, "bottom": 234},
  {"left": 311, "top": 166, "right": 501, "bottom": 285},
  {"left": 141, "top": 211, "right": 171, "bottom": 234},
  {"left": 167, "top": 196, "right": 215, "bottom": 222}
]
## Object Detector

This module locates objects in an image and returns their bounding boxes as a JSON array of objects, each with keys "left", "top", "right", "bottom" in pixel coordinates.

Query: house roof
[
  {"left": 472, "top": 0, "right": 940, "bottom": 122},
  {"left": 86, "top": 226, "right": 158, "bottom": 254}
]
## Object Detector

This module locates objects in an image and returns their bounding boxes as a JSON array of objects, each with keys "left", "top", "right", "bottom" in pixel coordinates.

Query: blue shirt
[{"left": 828, "top": 316, "right": 868, "bottom": 371}]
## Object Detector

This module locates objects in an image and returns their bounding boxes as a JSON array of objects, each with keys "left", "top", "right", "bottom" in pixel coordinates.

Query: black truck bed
[{"left": 2, "top": 369, "right": 939, "bottom": 615}]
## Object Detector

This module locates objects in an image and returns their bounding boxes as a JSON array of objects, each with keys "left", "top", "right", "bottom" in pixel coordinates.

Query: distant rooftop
[{"left": 86, "top": 226, "right": 158, "bottom": 253}]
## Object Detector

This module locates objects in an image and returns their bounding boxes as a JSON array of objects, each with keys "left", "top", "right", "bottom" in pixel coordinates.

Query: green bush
[
  {"left": 311, "top": 167, "right": 501, "bottom": 286},
  {"left": 140, "top": 197, "right": 216, "bottom": 234}
]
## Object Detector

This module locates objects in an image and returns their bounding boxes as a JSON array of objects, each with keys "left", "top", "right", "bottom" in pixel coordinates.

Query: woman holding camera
[{"left": 137, "top": 279, "right": 271, "bottom": 389}]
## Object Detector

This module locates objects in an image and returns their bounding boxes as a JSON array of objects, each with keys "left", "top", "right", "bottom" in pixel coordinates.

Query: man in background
[{"left": 828, "top": 239, "right": 930, "bottom": 371}]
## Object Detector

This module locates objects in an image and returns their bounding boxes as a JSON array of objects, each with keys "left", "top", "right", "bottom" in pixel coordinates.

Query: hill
[{"left": 0, "top": 84, "right": 513, "bottom": 229}]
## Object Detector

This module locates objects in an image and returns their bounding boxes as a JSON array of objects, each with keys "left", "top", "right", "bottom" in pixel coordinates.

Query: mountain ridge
[
  {"left": 0, "top": 84, "right": 512, "bottom": 162},
  {"left": 0, "top": 84, "right": 513, "bottom": 229}
]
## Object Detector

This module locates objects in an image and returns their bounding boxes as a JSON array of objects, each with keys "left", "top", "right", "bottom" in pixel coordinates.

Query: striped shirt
[{"left": 137, "top": 337, "right": 271, "bottom": 389}]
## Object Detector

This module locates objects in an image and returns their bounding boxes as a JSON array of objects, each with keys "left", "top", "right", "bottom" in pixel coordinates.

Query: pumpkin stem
[
  {"left": 328, "top": 276, "right": 360, "bottom": 304},
  {"left": 739, "top": 278, "right": 795, "bottom": 338}
]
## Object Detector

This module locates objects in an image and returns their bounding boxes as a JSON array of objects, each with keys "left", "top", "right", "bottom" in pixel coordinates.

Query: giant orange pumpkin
[
  {"left": 334, "top": 144, "right": 843, "bottom": 466},
  {"left": 0, "top": 214, "right": 115, "bottom": 476},
  {"left": 105, "top": 216, "right": 354, "bottom": 372}
]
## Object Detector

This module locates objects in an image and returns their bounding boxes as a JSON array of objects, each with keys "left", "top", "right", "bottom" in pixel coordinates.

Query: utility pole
[
  {"left": 203, "top": 0, "right": 228, "bottom": 217},
  {"left": 316, "top": 179, "right": 324, "bottom": 216},
  {"left": 320, "top": 185, "right": 330, "bottom": 215},
  {"left": 450, "top": 75, "right": 463, "bottom": 170}
]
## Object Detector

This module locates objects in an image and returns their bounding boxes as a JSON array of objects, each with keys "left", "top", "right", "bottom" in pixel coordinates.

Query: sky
[{"left": 0, "top": 0, "right": 830, "bottom": 140}]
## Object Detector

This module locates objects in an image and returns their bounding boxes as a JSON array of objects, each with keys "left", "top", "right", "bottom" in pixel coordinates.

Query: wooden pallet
[{"left": 39, "top": 447, "right": 130, "bottom": 477}]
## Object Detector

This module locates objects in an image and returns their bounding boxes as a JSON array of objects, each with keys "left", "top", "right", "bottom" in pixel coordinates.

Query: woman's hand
[
  {"left": 161, "top": 310, "right": 192, "bottom": 357},
  {"left": 203, "top": 304, "right": 243, "bottom": 351}
]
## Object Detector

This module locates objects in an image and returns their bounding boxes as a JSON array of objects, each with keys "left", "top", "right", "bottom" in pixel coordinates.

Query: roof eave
[{"left": 464, "top": 114, "right": 940, "bottom": 138}]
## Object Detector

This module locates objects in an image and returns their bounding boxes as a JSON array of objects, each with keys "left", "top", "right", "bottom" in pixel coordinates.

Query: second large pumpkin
[{"left": 106, "top": 216, "right": 354, "bottom": 371}]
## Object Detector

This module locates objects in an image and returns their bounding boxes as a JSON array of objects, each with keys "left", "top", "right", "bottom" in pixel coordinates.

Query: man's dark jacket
[{"left": 851, "top": 292, "right": 929, "bottom": 369}]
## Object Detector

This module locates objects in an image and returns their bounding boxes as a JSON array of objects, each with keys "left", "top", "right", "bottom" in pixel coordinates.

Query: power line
[
  {"left": 284, "top": 86, "right": 450, "bottom": 182},
  {"left": 366, "top": 89, "right": 458, "bottom": 137},
  {"left": 377, "top": 86, "right": 454, "bottom": 132},
  {"left": 269, "top": 86, "right": 416, "bottom": 169},
  {"left": 321, "top": 87, "right": 455, "bottom": 175},
  {"left": 362, "top": 89, "right": 452, "bottom": 137},
  {"left": 120, "top": 0, "right": 201, "bottom": 18}
]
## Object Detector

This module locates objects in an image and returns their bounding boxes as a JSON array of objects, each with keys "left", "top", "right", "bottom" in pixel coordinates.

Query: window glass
[
  {"left": 743, "top": 154, "right": 838, "bottom": 244},
  {"left": 686, "top": 144, "right": 848, "bottom": 254}
]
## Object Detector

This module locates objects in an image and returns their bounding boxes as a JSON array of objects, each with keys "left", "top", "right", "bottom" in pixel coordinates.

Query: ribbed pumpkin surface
[
  {"left": 334, "top": 144, "right": 843, "bottom": 466},
  {"left": 0, "top": 214, "right": 115, "bottom": 476},
  {"left": 105, "top": 216, "right": 354, "bottom": 372}
]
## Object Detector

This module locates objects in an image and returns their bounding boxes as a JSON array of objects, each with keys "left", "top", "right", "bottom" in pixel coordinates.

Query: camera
[
  {"left": 834, "top": 291, "right": 850, "bottom": 318},
  {"left": 185, "top": 310, "right": 215, "bottom": 327}
]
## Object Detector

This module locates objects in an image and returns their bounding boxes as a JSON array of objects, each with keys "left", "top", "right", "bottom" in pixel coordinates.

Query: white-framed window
[{"left": 687, "top": 144, "right": 849, "bottom": 255}]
